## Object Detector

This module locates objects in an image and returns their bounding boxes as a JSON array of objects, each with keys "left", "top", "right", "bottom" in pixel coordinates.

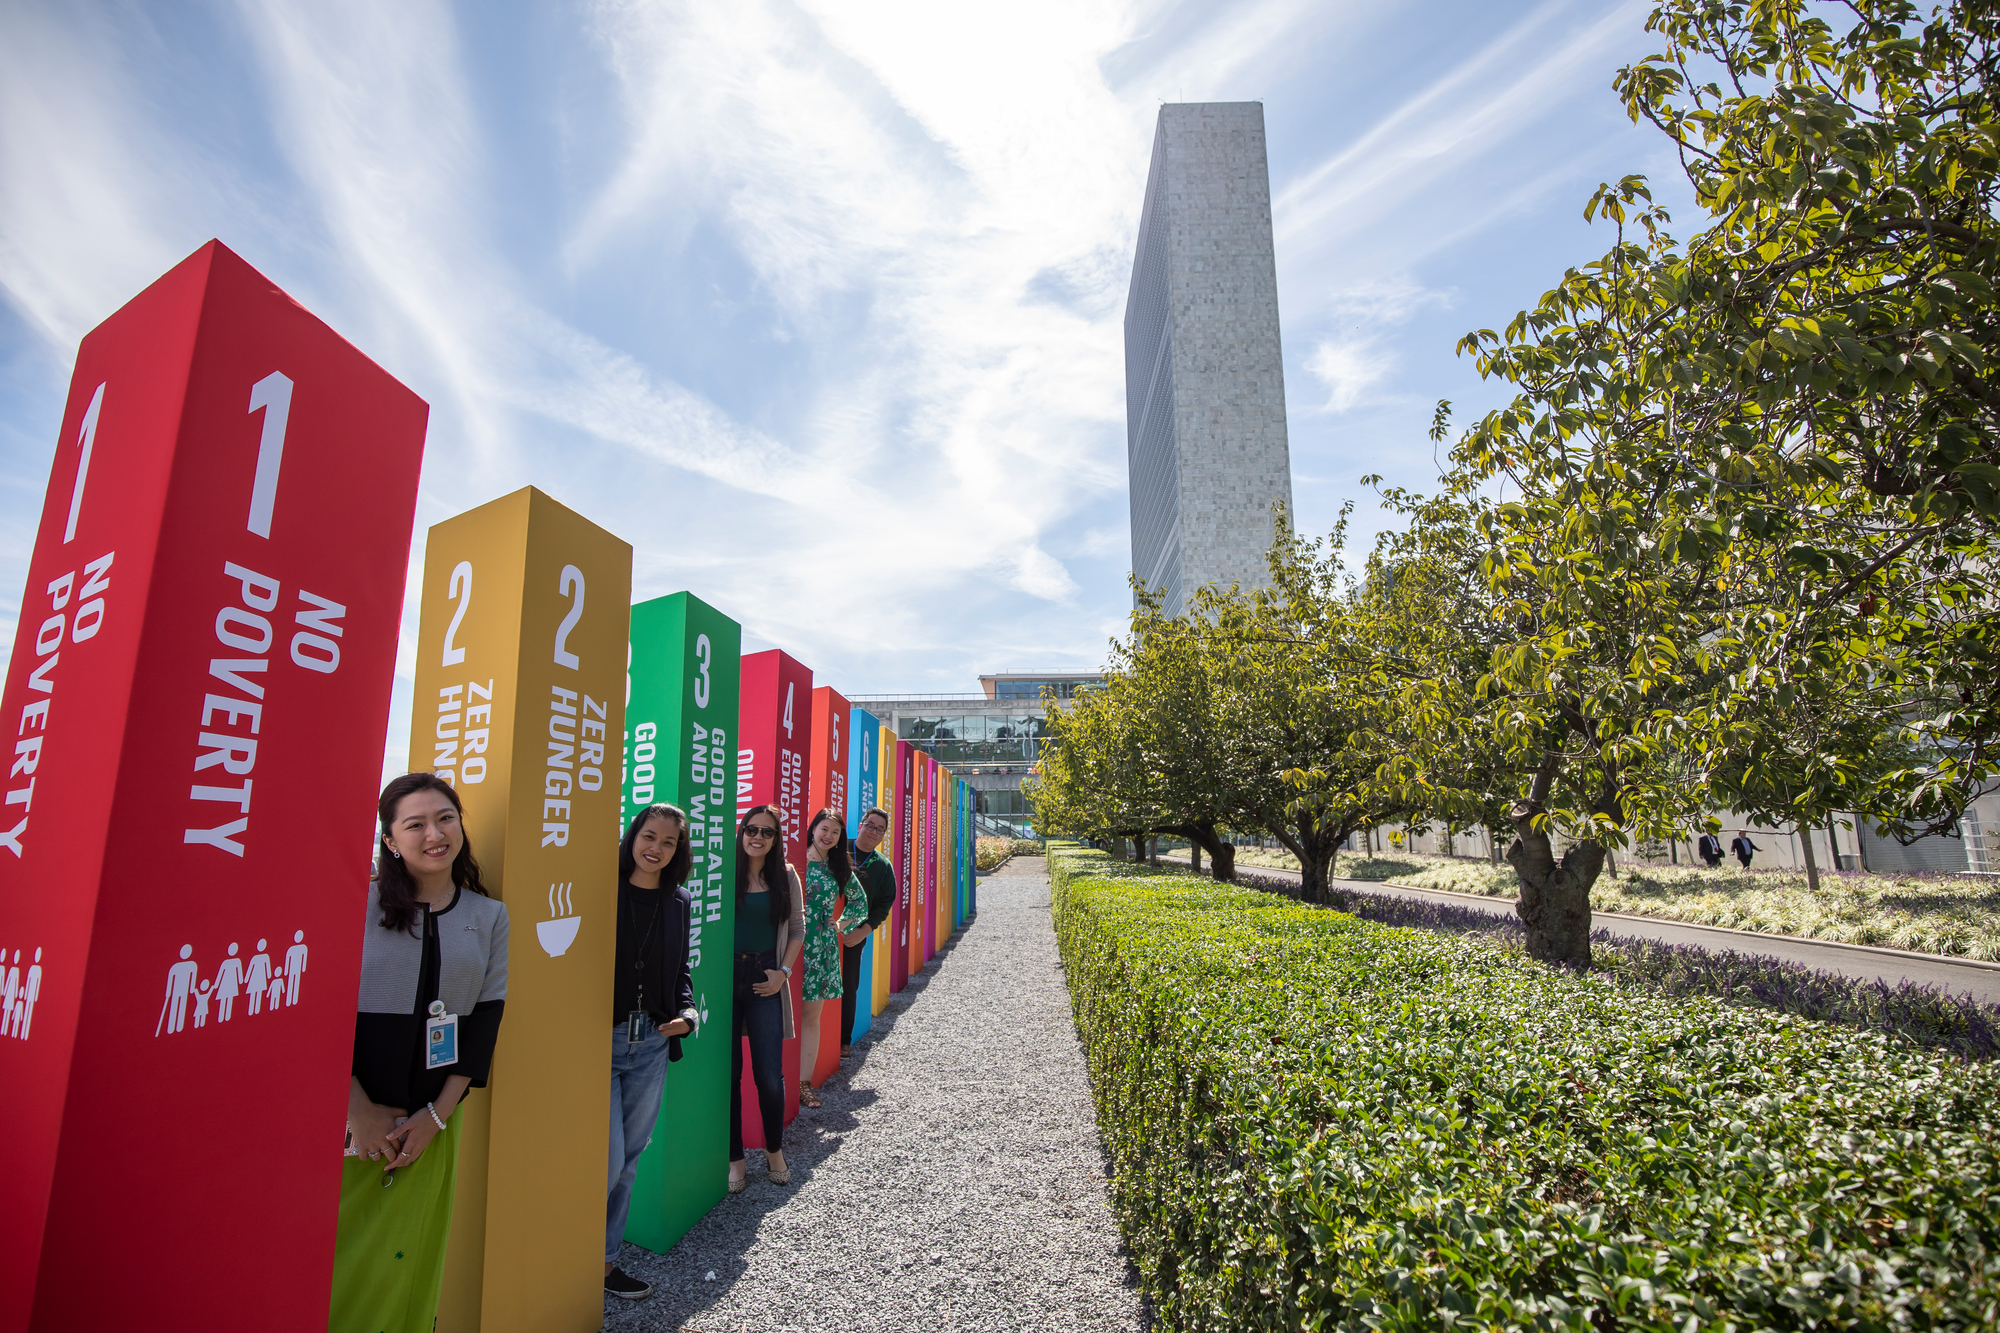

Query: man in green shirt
[{"left": 840, "top": 807, "right": 898, "bottom": 1055}]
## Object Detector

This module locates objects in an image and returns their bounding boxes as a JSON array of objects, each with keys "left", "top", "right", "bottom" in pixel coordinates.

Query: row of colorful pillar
[
  {"left": 411, "top": 490, "right": 981, "bottom": 1329},
  {"left": 620, "top": 588, "right": 979, "bottom": 1256},
  {"left": 0, "top": 240, "right": 976, "bottom": 1333}
]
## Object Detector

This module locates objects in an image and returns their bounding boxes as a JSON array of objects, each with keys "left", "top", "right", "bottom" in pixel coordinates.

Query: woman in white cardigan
[{"left": 332, "top": 772, "right": 508, "bottom": 1333}]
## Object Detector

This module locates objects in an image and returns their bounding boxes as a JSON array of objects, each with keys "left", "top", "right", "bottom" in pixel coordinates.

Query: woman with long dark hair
[
  {"left": 603, "top": 803, "right": 699, "bottom": 1302},
  {"left": 797, "top": 807, "right": 871, "bottom": 1108},
  {"left": 333, "top": 773, "right": 508, "bottom": 1333},
  {"left": 728, "top": 803, "right": 803, "bottom": 1192}
]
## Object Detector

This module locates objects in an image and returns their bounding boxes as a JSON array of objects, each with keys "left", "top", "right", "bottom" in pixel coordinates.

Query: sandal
[{"left": 799, "top": 1082, "right": 822, "bottom": 1109}]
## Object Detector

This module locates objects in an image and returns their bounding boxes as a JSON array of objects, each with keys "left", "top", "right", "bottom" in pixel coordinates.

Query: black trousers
[
  {"left": 839, "top": 937, "right": 867, "bottom": 1045},
  {"left": 729, "top": 951, "right": 785, "bottom": 1159}
]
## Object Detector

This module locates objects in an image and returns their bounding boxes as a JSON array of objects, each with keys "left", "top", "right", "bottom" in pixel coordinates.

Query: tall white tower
[{"left": 1125, "top": 102, "right": 1294, "bottom": 615}]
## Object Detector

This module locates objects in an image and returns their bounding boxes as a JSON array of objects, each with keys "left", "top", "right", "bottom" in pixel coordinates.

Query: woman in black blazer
[{"left": 603, "top": 803, "right": 700, "bottom": 1302}]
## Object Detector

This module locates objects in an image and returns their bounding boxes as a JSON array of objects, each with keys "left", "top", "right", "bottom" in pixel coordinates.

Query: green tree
[{"left": 1394, "top": 0, "right": 2000, "bottom": 965}]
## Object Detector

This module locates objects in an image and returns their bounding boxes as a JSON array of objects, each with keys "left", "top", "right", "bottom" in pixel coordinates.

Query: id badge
[
  {"left": 425, "top": 1000, "right": 459, "bottom": 1070},
  {"left": 626, "top": 1009, "right": 647, "bottom": 1044}
]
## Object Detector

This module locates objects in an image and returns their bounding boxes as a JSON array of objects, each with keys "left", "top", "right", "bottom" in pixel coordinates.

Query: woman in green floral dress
[{"left": 799, "top": 808, "right": 870, "bottom": 1107}]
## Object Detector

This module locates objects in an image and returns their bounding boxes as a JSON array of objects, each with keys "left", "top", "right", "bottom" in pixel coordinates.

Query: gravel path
[{"left": 604, "top": 858, "right": 1147, "bottom": 1333}]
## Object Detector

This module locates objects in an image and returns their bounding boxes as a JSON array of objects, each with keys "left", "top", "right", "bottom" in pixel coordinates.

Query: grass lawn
[{"left": 1206, "top": 845, "right": 2000, "bottom": 960}]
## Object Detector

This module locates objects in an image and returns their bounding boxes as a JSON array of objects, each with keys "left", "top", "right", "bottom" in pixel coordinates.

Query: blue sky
[{"left": 0, "top": 0, "right": 1690, "bottom": 772}]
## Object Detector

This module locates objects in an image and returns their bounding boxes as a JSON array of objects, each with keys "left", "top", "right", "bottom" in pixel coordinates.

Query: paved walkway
[
  {"left": 1163, "top": 854, "right": 2000, "bottom": 1006},
  {"left": 605, "top": 858, "right": 1146, "bottom": 1333}
]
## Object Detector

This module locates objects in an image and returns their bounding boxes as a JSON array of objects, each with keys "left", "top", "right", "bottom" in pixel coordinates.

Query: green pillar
[{"left": 621, "top": 592, "right": 740, "bottom": 1252}]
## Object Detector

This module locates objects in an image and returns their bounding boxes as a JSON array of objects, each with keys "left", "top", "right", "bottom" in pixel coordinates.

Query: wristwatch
[{"left": 780, "top": 965, "right": 792, "bottom": 976}]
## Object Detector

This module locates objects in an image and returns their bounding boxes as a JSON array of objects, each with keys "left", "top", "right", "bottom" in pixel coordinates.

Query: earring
[{"left": 391, "top": 850, "right": 403, "bottom": 859}]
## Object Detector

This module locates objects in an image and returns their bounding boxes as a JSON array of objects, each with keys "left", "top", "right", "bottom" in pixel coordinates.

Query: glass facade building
[{"left": 851, "top": 672, "right": 1102, "bottom": 836}]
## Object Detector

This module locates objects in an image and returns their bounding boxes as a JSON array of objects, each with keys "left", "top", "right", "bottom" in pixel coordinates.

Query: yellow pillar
[{"left": 408, "top": 487, "right": 632, "bottom": 1333}]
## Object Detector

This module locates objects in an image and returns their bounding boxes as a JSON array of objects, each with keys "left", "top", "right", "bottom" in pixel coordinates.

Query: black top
[
  {"left": 736, "top": 891, "right": 779, "bottom": 953},
  {"left": 612, "top": 879, "right": 698, "bottom": 1057},
  {"left": 351, "top": 888, "right": 505, "bottom": 1109},
  {"left": 853, "top": 850, "right": 897, "bottom": 930}
]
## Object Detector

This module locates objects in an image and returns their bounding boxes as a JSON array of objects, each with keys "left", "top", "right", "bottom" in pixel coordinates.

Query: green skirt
[{"left": 329, "top": 1116, "right": 458, "bottom": 1333}]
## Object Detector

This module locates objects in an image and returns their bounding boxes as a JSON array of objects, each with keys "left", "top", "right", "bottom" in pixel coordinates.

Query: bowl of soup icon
[{"left": 537, "top": 916, "right": 580, "bottom": 958}]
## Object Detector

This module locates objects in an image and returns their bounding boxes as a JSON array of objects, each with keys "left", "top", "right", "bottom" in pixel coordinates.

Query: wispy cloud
[
  {"left": 0, "top": 0, "right": 1683, "bottom": 724},
  {"left": 1273, "top": 0, "right": 1648, "bottom": 252},
  {"left": 0, "top": 7, "right": 219, "bottom": 345},
  {"left": 1303, "top": 281, "right": 1453, "bottom": 413}
]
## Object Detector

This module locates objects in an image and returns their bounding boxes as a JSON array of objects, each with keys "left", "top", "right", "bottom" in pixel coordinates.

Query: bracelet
[{"left": 426, "top": 1102, "right": 448, "bottom": 1131}]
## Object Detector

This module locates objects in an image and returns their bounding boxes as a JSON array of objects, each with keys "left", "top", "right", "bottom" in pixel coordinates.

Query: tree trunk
[
  {"left": 1148, "top": 835, "right": 1160, "bottom": 865},
  {"left": 1798, "top": 822, "right": 1821, "bottom": 894},
  {"left": 1296, "top": 849, "right": 1331, "bottom": 903},
  {"left": 1506, "top": 821, "right": 1601, "bottom": 968},
  {"left": 1826, "top": 816, "right": 1843, "bottom": 875},
  {"left": 1177, "top": 823, "right": 1236, "bottom": 883}
]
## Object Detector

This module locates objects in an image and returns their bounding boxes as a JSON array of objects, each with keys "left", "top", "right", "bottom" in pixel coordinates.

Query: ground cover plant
[
  {"left": 1208, "top": 846, "right": 2000, "bottom": 960},
  {"left": 975, "top": 836, "right": 1040, "bottom": 873},
  {"left": 1386, "top": 857, "right": 2000, "bottom": 962},
  {"left": 1222, "top": 869, "right": 2000, "bottom": 1062},
  {"left": 1052, "top": 846, "right": 2000, "bottom": 1330}
]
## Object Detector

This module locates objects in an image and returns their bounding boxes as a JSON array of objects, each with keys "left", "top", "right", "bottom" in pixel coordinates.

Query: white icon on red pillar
[
  {"left": 157, "top": 945, "right": 199, "bottom": 1035},
  {"left": 154, "top": 933, "right": 307, "bottom": 1037},
  {"left": 13, "top": 949, "right": 41, "bottom": 1038},
  {"left": 213, "top": 943, "right": 243, "bottom": 1020},
  {"left": 285, "top": 931, "right": 307, "bottom": 1003},
  {"left": 1, "top": 947, "right": 40, "bottom": 1038},
  {"left": 0, "top": 950, "right": 17, "bottom": 1034},
  {"left": 245, "top": 939, "right": 272, "bottom": 1014}
]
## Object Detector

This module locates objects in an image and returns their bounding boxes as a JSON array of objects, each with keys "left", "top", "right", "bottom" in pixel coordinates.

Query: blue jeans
[
  {"left": 606, "top": 1020, "right": 671, "bottom": 1262},
  {"left": 729, "top": 950, "right": 785, "bottom": 1160}
]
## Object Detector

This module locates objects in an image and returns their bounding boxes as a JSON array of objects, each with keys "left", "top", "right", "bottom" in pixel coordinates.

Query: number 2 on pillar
[{"left": 554, "top": 565, "right": 584, "bottom": 668}]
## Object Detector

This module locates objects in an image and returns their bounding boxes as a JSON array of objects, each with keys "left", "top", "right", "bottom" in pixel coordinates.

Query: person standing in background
[
  {"left": 797, "top": 808, "right": 871, "bottom": 1107},
  {"left": 730, "top": 805, "right": 804, "bottom": 1193},
  {"left": 604, "top": 804, "right": 701, "bottom": 1302},
  {"left": 839, "top": 807, "right": 897, "bottom": 1057},
  {"left": 1730, "top": 832, "right": 1760, "bottom": 868},
  {"left": 335, "top": 773, "right": 508, "bottom": 1333},
  {"left": 1697, "top": 832, "right": 1725, "bottom": 868}
]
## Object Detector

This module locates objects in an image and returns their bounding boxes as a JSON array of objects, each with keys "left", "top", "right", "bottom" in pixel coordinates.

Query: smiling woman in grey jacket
[{"left": 331, "top": 772, "right": 508, "bottom": 1333}]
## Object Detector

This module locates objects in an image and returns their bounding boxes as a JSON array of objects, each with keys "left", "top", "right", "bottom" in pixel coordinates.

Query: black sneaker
[{"left": 604, "top": 1267, "right": 652, "bottom": 1300}]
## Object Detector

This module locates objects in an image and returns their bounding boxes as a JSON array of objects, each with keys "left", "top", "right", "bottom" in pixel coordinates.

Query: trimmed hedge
[{"left": 1050, "top": 848, "right": 2000, "bottom": 1330}]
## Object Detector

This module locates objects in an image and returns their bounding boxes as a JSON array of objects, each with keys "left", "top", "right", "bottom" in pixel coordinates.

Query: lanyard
[{"left": 626, "top": 886, "right": 666, "bottom": 1007}]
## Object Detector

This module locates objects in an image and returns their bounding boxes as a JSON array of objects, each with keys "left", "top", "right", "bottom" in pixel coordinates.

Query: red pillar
[
  {"left": 0, "top": 242, "right": 426, "bottom": 1332},
  {"left": 734, "top": 649, "right": 812, "bottom": 1147}
]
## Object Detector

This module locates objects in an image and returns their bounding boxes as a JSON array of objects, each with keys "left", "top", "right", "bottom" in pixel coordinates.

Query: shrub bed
[
  {"left": 976, "top": 836, "right": 1040, "bottom": 872},
  {"left": 1203, "top": 847, "right": 2000, "bottom": 960},
  {"left": 1051, "top": 847, "right": 2000, "bottom": 1330},
  {"left": 1220, "top": 869, "right": 2000, "bottom": 1062}
]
